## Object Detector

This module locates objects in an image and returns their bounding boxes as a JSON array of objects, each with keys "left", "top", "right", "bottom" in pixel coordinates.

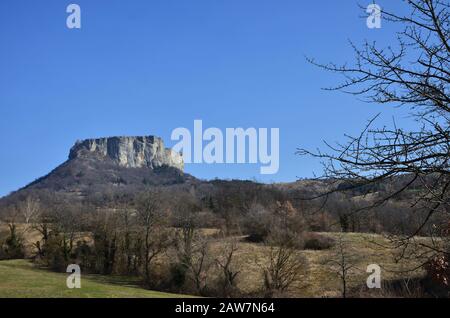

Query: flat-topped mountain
[
  {"left": 69, "top": 136, "right": 184, "bottom": 171},
  {"left": 0, "top": 134, "right": 424, "bottom": 241},
  {"left": 0, "top": 135, "right": 193, "bottom": 205}
]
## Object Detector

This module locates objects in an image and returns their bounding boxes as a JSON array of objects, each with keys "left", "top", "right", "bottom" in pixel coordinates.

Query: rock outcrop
[{"left": 69, "top": 136, "right": 184, "bottom": 171}]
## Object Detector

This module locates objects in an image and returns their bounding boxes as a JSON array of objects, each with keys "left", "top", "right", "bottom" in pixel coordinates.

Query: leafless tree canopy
[
  {"left": 327, "top": 234, "right": 358, "bottom": 298},
  {"left": 301, "top": 0, "right": 449, "bottom": 240}
]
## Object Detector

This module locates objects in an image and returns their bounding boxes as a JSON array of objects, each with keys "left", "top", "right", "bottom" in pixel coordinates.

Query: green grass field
[{"left": 0, "top": 259, "right": 188, "bottom": 298}]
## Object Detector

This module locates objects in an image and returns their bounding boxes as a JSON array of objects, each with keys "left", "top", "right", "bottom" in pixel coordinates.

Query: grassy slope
[
  {"left": 0, "top": 232, "right": 430, "bottom": 298},
  {"left": 210, "top": 232, "right": 428, "bottom": 297},
  {"left": 300, "top": 233, "right": 426, "bottom": 297},
  {"left": 0, "top": 259, "right": 188, "bottom": 298}
]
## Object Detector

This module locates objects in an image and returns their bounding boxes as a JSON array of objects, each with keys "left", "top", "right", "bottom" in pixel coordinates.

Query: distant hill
[
  {"left": 0, "top": 135, "right": 197, "bottom": 208},
  {"left": 0, "top": 135, "right": 426, "bottom": 237}
]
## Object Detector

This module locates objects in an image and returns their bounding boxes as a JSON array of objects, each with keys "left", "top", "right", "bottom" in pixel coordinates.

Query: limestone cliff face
[{"left": 69, "top": 136, "right": 184, "bottom": 171}]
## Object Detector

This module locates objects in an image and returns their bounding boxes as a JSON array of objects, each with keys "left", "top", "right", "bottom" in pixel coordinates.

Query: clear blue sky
[{"left": 0, "top": 0, "right": 416, "bottom": 196}]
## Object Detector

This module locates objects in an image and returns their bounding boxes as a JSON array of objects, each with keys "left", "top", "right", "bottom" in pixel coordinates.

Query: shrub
[
  {"left": 244, "top": 201, "right": 307, "bottom": 247},
  {"left": 303, "top": 233, "right": 335, "bottom": 250},
  {"left": 168, "top": 262, "right": 188, "bottom": 290},
  {"left": 243, "top": 204, "right": 272, "bottom": 243},
  {"left": 261, "top": 244, "right": 308, "bottom": 297},
  {"left": 0, "top": 224, "right": 25, "bottom": 260},
  {"left": 425, "top": 254, "right": 450, "bottom": 291}
]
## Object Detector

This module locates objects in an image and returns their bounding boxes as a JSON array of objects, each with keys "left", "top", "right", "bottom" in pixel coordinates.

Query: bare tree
[
  {"left": 118, "top": 208, "right": 135, "bottom": 274},
  {"left": 301, "top": 0, "right": 449, "bottom": 257},
  {"left": 261, "top": 242, "right": 308, "bottom": 297},
  {"left": 135, "top": 190, "right": 170, "bottom": 284},
  {"left": 327, "top": 234, "right": 357, "bottom": 298},
  {"left": 32, "top": 211, "right": 53, "bottom": 259},
  {"left": 18, "top": 196, "right": 40, "bottom": 225},
  {"left": 173, "top": 192, "right": 202, "bottom": 269},
  {"left": 187, "top": 236, "right": 212, "bottom": 296},
  {"left": 171, "top": 194, "right": 215, "bottom": 296},
  {"left": 215, "top": 239, "right": 241, "bottom": 297}
]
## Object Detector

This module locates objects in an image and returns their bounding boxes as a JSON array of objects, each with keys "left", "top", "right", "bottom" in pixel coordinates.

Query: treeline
[
  {"left": 2, "top": 176, "right": 438, "bottom": 237},
  {"left": 0, "top": 188, "right": 316, "bottom": 297},
  {"left": 1, "top": 176, "right": 448, "bottom": 296},
  {"left": 1, "top": 185, "right": 449, "bottom": 296}
]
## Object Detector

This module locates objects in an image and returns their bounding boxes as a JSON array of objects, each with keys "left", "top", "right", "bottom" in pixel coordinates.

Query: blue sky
[{"left": 0, "top": 1, "right": 416, "bottom": 196}]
